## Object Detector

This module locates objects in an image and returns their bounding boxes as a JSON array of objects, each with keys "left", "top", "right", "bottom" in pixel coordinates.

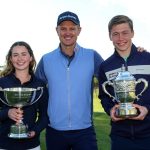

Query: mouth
[
  {"left": 117, "top": 42, "right": 127, "bottom": 47},
  {"left": 16, "top": 62, "right": 26, "bottom": 66}
]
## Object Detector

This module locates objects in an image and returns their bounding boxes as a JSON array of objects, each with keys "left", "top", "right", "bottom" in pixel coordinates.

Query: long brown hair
[{"left": 1, "top": 41, "right": 36, "bottom": 77}]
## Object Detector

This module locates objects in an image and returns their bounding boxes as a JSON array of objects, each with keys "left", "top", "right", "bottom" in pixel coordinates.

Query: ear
[
  {"left": 30, "top": 56, "right": 33, "bottom": 62},
  {"left": 10, "top": 57, "right": 12, "bottom": 63},
  {"left": 56, "top": 27, "right": 59, "bottom": 35},
  {"left": 131, "top": 30, "right": 134, "bottom": 38},
  {"left": 77, "top": 26, "right": 81, "bottom": 36},
  {"left": 109, "top": 33, "right": 112, "bottom": 41}
]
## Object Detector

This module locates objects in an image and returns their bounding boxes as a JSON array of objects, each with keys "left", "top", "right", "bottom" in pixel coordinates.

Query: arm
[
  {"left": 0, "top": 95, "right": 9, "bottom": 121},
  {"left": 29, "top": 85, "right": 49, "bottom": 137},
  {"left": 94, "top": 50, "right": 104, "bottom": 78},
  {"left": 8, "top": 108, "right": 23, "bottom": 123},
  {"left": 35, "top": 57, "right": 47, "bottom": 84},
  {"left": 0, "top": 106, "right": 23, "bottom": 124},
  {"left": 129, "top": 104, "right": 149, "bottom": 120},
  {"left": 0, "top": 105, "right": 9, "bottom": 121},
  {"left": 98, "top": 63, "right": 115, "bottom": 115}
]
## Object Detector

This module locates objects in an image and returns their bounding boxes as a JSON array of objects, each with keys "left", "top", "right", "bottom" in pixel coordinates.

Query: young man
[
  {"left": 98, "top": 15, "right": 150, "bottom": 150},
  {"left": 35, "top": 11, "right": 103, "bottom": 150}
]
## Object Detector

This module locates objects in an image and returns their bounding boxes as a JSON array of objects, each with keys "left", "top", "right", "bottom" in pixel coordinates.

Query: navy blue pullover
[
  {"left": 0, "top": 73, "right": 48, "bottom": 150},
  {"left": 99, "top": 44, "right": 150, "bottom": 139}
]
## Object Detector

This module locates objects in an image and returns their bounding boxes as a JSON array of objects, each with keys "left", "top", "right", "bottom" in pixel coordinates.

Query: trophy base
[
  {"left": 8, "top": 123, "right": 29, "bottom": 139},
  {"left": 115, "top": 103, "right": 138, "bottom": 118},
  {"left": 8, "top": 133, "right": 28, "bottom": 139}
]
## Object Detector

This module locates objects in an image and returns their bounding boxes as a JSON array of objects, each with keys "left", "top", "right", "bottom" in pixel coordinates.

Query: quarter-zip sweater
[
  {"left": 35, "top": 44, "right": 103, "bottom": 130},
  {"left": 99, "top": 44, "right": 150, "bottom": 139},
  {"left": 0, "top": 73, "right": 48, "bottom": 150}
]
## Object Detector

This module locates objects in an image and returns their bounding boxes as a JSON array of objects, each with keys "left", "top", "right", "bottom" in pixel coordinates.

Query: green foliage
[{"left": 93, "top": 77, "right": 99, "bottom": 88}]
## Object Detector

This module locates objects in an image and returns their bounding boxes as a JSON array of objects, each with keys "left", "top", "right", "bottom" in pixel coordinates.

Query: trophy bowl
[
  {"left": 102, "top": 65, "right": 148, "bottom": 118},
  {"left": 0, "top": 87, "right": 43, "bottom": 139}
]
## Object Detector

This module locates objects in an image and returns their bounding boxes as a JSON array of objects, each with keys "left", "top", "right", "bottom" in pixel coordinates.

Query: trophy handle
[
  {"left": 0, "top": 87, "right": 10, "bottom": 106},
  {"left": 102, "top": 81, "right": 116, "bottom": 102},
  {"left": 135, "top": 78, "right": 148, "bottom": 100},
  {"left": 29, "top": 87, "right": 44, "bottom": 105},
  {"left": 0, "top": 97, "right": 10, "bottom": 106}
]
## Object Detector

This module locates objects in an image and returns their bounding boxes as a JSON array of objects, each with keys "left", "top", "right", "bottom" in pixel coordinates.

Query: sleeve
[
  {"left": 98, "top": 63, "right": 116, "bottom": 116},
  {"left": 94, "top": 50, "right": 104, "bottom": 78},
  {"left": 35, "top": 57, "right": 47, "bottom": 84},
  {"left": 31, "top": 85, "right": 49, "bottom": 135},
  {"left": 0, "top": 105, "right": 9, "bottom": 121},
  {"left": 144, "top": 105, "right": 150, "bottom": 115},
  {"left": 0, "top": 84, "right": 11, "bottom": 122}
]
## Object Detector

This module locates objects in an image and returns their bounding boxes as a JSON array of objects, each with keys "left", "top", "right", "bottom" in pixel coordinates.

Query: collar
[
  {"left": 114, "top": 44, "right": 138, "bottom": 59},
  {"left": 58, "top": 43, "right": 79, "bottom": 57}
]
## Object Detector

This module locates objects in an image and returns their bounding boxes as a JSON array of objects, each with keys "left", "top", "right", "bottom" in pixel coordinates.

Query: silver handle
[
  {"left": 102, "top": 81, "right": 116, "bottom": 102},
  {"left": 135, "top": 78, "right": 148, "bottom": 100}
]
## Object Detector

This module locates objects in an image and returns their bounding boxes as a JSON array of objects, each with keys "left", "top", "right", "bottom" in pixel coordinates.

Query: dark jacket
[
  {"left": 0, "top": 73, "right": 48, "bottom": 150},
  {"left": 98, "top": 44, "right": 150, "bottom": 139}
]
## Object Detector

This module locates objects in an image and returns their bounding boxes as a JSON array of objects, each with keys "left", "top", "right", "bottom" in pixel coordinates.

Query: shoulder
[
  {"left": 79, "top": 45, "right": 102, "bottom": 57},
  {"left": 39, "top": 49, "right": 60, "bottom": 64},
  {"left": 43, "top": 49, "right": 59, "bottom": 58},
  {"left": 0, "top": 74, "right": 12, "bottom": 83},
  {"left": 0, "top": 74, "right": 14, "bottom": 88},
  {"left": 135, "top": 50, "right": 150, "bottom": 62},
  {"left": 101, "top": 53, "right": 115, "bottom": 67},
  {"left": 79, "top": 45, "right": 95, "bottom": 53},
  {"left": 32, "top": 75, "right": 47, "bottom": 87},
  {"left": 138, "top": 50, "right": 150, "bottom": 56}
]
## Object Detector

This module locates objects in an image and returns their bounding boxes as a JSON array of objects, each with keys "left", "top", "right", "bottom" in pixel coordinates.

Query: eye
[
  {"left": 122, "top": 32, "right": 129, "bottom": 36},
  {"left": 70, "top": 27, "right": 76, "bottom": 31},
  {"left": 22, "top": 53, "right": 27, "bottom": 56},
  {"left": 112, "top": 32, "right": 119, "bottom": 37},
  {"left": 12, "top": 53, "right": 18, "bottom": 57},
  {"left": 60, "top": 27, "right": 66, "bottom": 31}
]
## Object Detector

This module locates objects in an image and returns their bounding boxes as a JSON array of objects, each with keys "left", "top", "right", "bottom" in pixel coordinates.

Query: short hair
[{"left": 108, "top": 15, "right": 133, "bottom": 33}]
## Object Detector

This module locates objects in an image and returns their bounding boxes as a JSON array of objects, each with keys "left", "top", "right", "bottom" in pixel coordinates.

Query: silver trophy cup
[
  {"left": 102, "top": 65, "right": 148, "bottom": 118},
  {"left": 0, "top": 87, "right": 43, "bottom": 139}
]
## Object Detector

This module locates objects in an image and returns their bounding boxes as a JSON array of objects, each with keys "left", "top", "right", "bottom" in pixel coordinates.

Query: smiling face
[
  {"left": 109, "top": 23, "right": 134, "bottom": 57},
  {"left": 10, "top": 46, "right": 32, "bottom": 73},
  {"left": 56, "top": 20, "right": 81, "bottom": 49}
]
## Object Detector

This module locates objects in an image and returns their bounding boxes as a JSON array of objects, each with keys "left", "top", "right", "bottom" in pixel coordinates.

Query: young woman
[{"left": 0, "top": 41, "right": 48, "bottom": 150}]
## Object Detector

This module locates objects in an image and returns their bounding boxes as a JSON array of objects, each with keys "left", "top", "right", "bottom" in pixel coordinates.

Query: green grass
[
  {"left": 93, "top": 90, "right": 111, "bottom": 150},
  {"left": 40, "top": 89, "right": 111, "bottom": 150}
]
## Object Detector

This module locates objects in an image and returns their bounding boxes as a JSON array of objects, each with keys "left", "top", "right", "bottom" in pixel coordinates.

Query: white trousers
[
  {"left": 0, "top": 145, "right": 41, "bottom": 150},
  {"left": 28, "top": 145, "right": 41, "bottom": 150}
]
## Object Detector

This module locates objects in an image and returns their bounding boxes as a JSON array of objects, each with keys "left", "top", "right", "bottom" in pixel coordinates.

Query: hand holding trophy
[
  {"left": 0, "top": 87, "right": 43, "bottom": 139},
  {"left": 102, "top": 64, "right": 148, "bottom": 118}
]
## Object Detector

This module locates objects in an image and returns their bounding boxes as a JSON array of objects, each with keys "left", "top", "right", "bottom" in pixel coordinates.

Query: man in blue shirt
[{"left": 36, "top": 11, "right": 103, "bottom": 150}]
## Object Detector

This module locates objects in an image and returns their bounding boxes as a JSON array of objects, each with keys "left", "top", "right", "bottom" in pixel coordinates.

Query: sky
[{"left": 0, "top": 0, "right": 150, "bottom": 66}]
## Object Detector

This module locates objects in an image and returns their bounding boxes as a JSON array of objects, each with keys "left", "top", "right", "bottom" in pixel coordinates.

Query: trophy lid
[{"left": 115, "top": 64, "right": 135, "bottom": 81}]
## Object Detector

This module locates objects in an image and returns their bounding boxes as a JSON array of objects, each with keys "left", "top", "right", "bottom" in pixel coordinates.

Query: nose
[
  {"left": 65, "top": 29, "right": 71, "bottom": 35},
  {"left": 118, "top": 33, "right": 124, "bottom": 40},
  {"left": 17, "top": 55, "right": 23, "bottom": 61}
]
